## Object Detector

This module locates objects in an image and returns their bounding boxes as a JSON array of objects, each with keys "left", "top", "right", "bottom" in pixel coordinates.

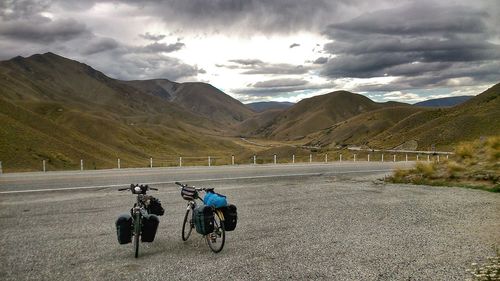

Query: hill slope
[
  {"left": 414, "top": 96, "right": 473, "bottom": 107},
  {"left": 172, "top": 82, "right": 254, "bottom": 125},
  {"left": 243, "top": 91, "right": 407, "bottom": 140},
  {"left": 306, "top": 106, "right": 426, "bottom": 149},
  {"left": 0, "top": 53, "right": 246, "bottom": 171},
  {"left": 124, "top": 79, "right": 254, "bottom": 125},
  {"left": 246, "top": 101, "right": 294, "bottom": 112},
  {"left": 305, "top": 84, "right": 499, "bottom": 151}
]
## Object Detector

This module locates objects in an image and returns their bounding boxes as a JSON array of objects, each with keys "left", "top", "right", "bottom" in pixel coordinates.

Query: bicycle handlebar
[
  {"left": 175, "top": 181, "right": 213, "bottom": 192},
  {"left": 118, "top": 184, "right": 157, "bottom": 193}
]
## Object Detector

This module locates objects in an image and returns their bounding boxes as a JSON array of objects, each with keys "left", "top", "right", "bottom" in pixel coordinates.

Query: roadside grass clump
[
  {"left": 387, "top": 136, "right": 500, "bottom": 192},
  {"left": 456, "top": 142, "right": 475, "bottom": 159},
  {"left": 486, "top": 136, "right": 500, "bottom": 162},
  {"left": 415, "top": 161, "right": 437, "bottom": 178}
]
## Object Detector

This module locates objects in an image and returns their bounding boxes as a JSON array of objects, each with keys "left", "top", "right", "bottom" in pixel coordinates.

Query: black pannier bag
[
  {"left": 116, "top": 213, "right": 132, "bottom": 244},
  {"left": 219, "top": 204, "right": 237, "bottom": 231},
  {"left": 141, "top": 214, "right": 159, "bottom": 242},
  {"left": 148, "top": 197, "right": 165, "bottom": 216},
  {"left": 181, "top": 186, "right": 197, "bottom": 201},
  {"left": 193, "top": 205, "right": 214, "bottom": 235}
]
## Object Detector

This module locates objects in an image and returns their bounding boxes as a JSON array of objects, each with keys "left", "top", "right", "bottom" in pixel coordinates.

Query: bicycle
[
  {"left": 117, "top": 184, "right": 159, "bottom": 258},
  {"left": 175, "top": 182, "right": 226, "bottom": 253}
]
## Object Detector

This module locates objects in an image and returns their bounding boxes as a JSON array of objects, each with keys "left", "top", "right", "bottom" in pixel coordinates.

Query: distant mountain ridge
[
  {"left": 246, "top": 101, "right": 294, "bottom": 112},
  {"left": 414, "top": 96, "right": 473, "bottom": 107}
]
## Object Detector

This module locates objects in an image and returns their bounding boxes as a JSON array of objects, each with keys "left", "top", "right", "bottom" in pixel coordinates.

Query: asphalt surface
[
  {"left": 0, "top": 163, "right": 499, "bottom": 280},
  {"left": 0, "top": 162, "right": 411, "bottom": 193}
]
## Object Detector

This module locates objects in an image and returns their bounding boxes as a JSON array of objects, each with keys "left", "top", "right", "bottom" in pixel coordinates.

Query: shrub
[
  {"left": 486, "top": 136, "right": 500, "bottom": 162},
  {"left": 446, "top": 160, "right": 465, "bottom": 178},
  {"left": 455, "top": 143, "right": 474, "bottom": 159},
  {"left": 415, "top": 162, "right": 436, "bottom": 178},
  {"left": 392, "top": 168, "right": 410, "bottom": 181}
]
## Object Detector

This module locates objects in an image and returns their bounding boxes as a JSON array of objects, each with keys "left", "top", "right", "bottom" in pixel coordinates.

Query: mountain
[
  {"left": 171, "top": 82, "right": 254, "bottom": 125},
  {"left": 124, "top": 79, "right": 254, "bottom": 125},
  {"left": 0, "top": 53, "right": 248, "bottom": 171},
  {"left": 369, "top": 84, "right": 499, "bottom": 150},
  {"left": 246, "top": 101, "right": 294, "bottom": 112},
  {"left": 414, "top": 96, "right": 473, "bottom": 107},
  {"left": 236, "top": 109, "right": 283, "bottom": 137},
  {"left": 305, "top": 84, "right": 500, "bottom": 151},
  {"left": 242, "top": 91, "right": 408, "bottom": 140}
]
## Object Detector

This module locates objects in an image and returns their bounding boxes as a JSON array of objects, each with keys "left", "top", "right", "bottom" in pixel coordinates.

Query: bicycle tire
[
  {"left": 134, "top": 212, "right": 141, "bottom": 258},
  {"left": 182, "top": 208, "right": 193, "bottom": 241},
  {"left": 206, "top": 210, "right": 225, "bottom": 253}
]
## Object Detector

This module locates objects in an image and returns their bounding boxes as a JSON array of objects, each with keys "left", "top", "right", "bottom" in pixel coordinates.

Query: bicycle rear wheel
[
  {"left": 206, "top": 210, "right": 225, "bottom": 253},
  {"left": 134, "top": 213, "right": 141, "bottom": 258},
  {"left": 182, "top": 207, "right": 194, "bottom": 241}
]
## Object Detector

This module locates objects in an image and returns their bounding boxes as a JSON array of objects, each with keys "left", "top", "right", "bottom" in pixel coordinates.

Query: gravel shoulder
[{"left": 0, "top": 174, "right": 499, "bottom": 280}]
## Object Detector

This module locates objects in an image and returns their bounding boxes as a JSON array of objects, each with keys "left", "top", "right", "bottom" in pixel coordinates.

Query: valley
[{"left": 0, "top": 53, "right": 499, "bottom": 172}]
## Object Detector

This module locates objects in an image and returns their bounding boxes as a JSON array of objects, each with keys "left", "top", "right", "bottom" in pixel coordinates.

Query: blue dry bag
[{"left": 203, "top": 192, "right": 228, "bottom": 208}]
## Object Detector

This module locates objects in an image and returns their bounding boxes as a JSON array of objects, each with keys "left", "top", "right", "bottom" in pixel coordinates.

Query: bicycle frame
[
  {"left": 117, "top": 184, "right": 158, "bottom": 258},
  {"left": 176, "top": 182, "right": 226, "bottom": 253}
]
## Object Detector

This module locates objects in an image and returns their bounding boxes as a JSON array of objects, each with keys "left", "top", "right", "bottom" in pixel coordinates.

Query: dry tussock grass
[{"left": 388, "top": 136, "right": 500, "bottom": 192}]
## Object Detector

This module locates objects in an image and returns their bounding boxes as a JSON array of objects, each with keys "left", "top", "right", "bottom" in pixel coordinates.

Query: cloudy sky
[{"left": 1, "top": 0, "right": 499, "bottom": 103}]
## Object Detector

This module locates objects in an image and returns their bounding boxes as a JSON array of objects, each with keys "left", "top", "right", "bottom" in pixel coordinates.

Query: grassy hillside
[
  {"left": 301, "top": 84, "right": 499, "bottom": 151},
  {"left": 246, "top": 91, "right": 407, "bottom": 140},
  {"left": 414, "top": 95, "right": 473, "bottom": 107},
  {"left": 245, "top": 101, "right": 294, "bottom": 112},
  {"left": 0, "top": 53, "right": 247, "bottom": 172},
  {"left": 172, "top": 82, "right": 254, "bottom": 125},
  {"left": 125, "top": 79, "right": 254, "bottom": 125},
  {"left": 236, "top": 109, "right": 283, "bottom": 137},
  {"left": 305, "top": 106, "right": 426, "bottom": 149},
  {"left": 368, "top": 83, "right": 500, "bottom": 150},
  {"left": 1, "top": 53, "right": 498, "bottom": 171}
]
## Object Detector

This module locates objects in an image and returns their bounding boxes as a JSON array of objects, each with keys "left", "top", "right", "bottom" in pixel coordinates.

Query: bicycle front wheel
[
  {"left": 182, "top": 207, "right": 194, "bottom": 241},
  {"left": 206, "top": 210, "right": 225, "bottom": 253},
  {"left": 134, "top": 213, "right": 141, "bottom": 258}
]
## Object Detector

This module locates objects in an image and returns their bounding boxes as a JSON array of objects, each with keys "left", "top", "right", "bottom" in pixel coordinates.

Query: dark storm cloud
[
  {"left": 0, "top": 1, "right": 199, "bottom": 81},
  {"left": 125, "top": 0, "right": 343, "bottom": 34},
  {"left": 137, "top": 42, "right": 185, "bottom": 53},
  {"left": 139, "top": 32, "right": 167, "bottom": 41},
  {"left": 229, "top": 59, "right": 264, "bottom": 65},
  {"left": 233, "top": 81, "right": 334, "bottom": 96},
  {"left": 89, "top": 52, "right": 200, "bottom": 81},
  {"left": 313, "top": 57, "right": 328, "bottom": 64},
  {"left": 252, "top": 78, "right": 308, "bottom": 88},
  {"left": 0, "top": 0, "right": 52, "bottom": 20},
  {"left": 326, "top": 4, "right": 488, "bottom": 36},
  {"left": 242, "top": 64, "right": 308, "bottom": 75},
  {"left": 82, "top": 37, "right": 119, "bottom": 55},
  {"left": 320, "top": 1, "right": 500, "bottom": 90},
  {"left": 0, "top": 18, "right": 89, "bottom": 43},
  {"left": 221, "top": 59, "right": 310, "bottom": 75}
]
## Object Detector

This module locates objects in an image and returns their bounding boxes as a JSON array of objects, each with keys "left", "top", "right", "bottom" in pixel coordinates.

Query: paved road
[
  {"left": 0, "top": 162, "right": 412, "bottom": 193},
  {"left": 0, "top": 163, "right": 498, "bottom": 280}
]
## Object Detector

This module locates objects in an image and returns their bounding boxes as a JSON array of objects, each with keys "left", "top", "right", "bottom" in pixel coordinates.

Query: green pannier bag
[
  {"left": 116, "top": 213, "right": 132, "bottom": 244},
  {"left": 193, "top": 205, "right": 214, "bottom": 235}
]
